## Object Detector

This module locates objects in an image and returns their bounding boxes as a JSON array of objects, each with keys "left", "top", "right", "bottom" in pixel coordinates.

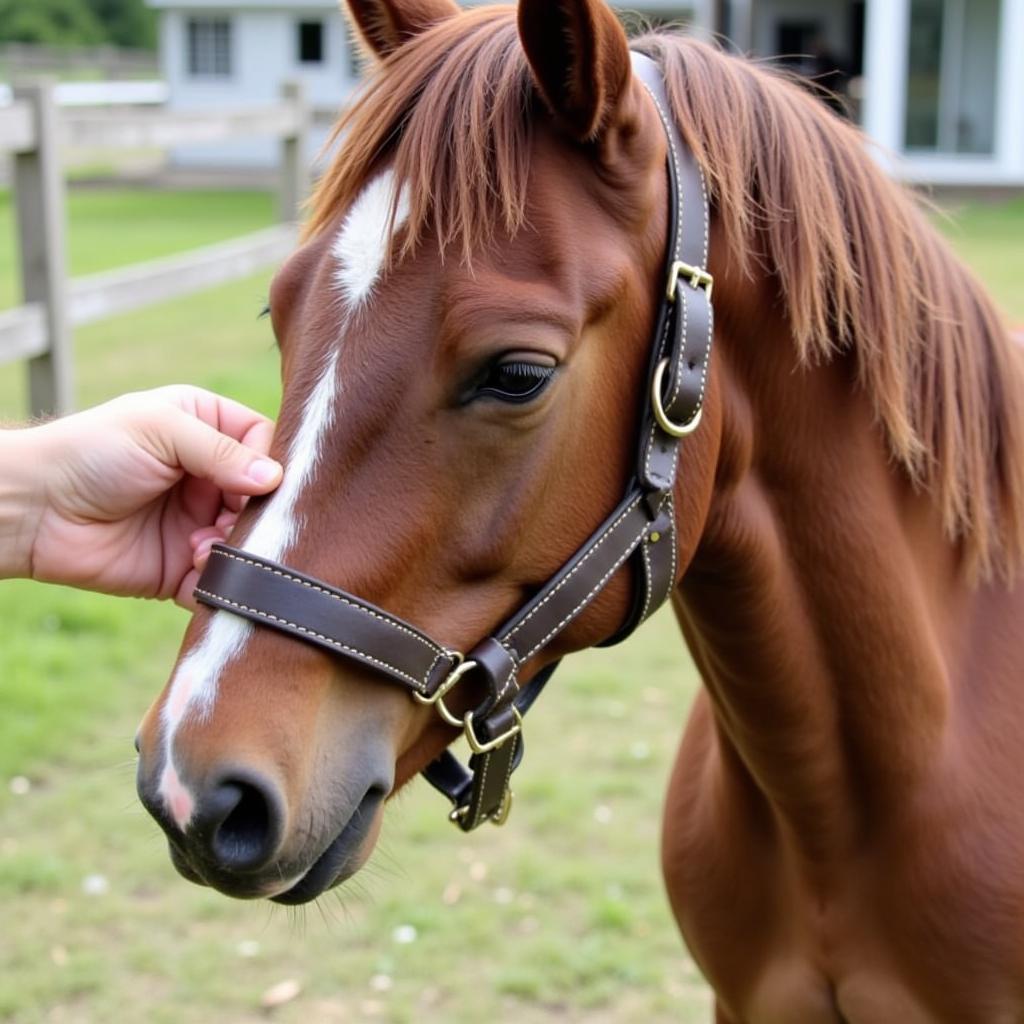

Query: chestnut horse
[{"left": 136, "top": 1, "right": 1024, "bottom": 1020}]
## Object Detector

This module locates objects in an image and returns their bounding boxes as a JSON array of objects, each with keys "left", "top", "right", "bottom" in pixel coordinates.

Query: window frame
[{"left": 186, "top": 16, "right": 233, "bottom": 79}]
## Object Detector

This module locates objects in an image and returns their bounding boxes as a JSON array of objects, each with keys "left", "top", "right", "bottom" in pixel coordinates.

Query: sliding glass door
[{"left": 905, "top": 0, "right": 1001, "bottom": 154}]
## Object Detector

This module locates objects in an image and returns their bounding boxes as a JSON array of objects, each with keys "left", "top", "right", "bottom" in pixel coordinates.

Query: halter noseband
[{"left": 194, "top": 54, "right": 714, "bottom": 832}]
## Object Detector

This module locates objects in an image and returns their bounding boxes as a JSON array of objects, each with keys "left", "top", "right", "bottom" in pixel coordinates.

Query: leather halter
[{"left": 194, "top": 54, "right": 714, "bottom": 832}]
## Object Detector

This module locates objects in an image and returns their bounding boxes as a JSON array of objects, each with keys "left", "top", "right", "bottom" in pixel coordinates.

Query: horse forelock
[{"left": 306, "top": 6, "right": 532, "bottom": 265}]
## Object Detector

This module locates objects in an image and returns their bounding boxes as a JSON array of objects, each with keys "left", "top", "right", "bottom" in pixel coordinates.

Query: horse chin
[{"left": 270, "top": 787, "right": 387, "bottom": 905}]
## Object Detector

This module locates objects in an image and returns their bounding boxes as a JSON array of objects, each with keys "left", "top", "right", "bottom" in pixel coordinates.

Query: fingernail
[{"left": 248, "top": 459, "right": 281, "bottom": 485}]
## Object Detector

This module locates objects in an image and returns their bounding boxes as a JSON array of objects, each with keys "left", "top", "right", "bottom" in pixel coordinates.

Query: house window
[
  {"left": 905, "top": 0, "right": 1000, "bottom": 155},
  {"left": 775, "top": 21, "right": 823, "bottom": 73},
  {"left": 187, "top": 17, "right": 232, "bottom": 78},
  {"left": 298, "top": 20, "right": 325, "bottom": 64}
]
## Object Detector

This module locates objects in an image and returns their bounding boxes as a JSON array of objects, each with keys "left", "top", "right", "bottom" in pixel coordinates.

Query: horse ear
[
  {"left": 517, "top": 0, "right": 632, "bottom": 141},
  {"left": 343, "top": 0, "right": 459, "bottom": 59}
]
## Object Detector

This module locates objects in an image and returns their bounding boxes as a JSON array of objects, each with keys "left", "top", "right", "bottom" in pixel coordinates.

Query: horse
[{"left": 135, "top": 1, "right": 1024, "bottom": 1020}]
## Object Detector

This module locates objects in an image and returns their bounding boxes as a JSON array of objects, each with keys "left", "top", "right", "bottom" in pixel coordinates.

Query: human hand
[{"left": 2, "top": 387, "right": 282, "bottom": 608}]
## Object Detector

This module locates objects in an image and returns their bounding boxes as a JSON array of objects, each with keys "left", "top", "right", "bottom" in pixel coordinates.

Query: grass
[
  {"left": 0, "top": 184, "right": 1021, "bottom": 1024},
  {"left": 933, "top": 194, "right": 1024, "bottom": 322},
  {"left": 0, "top": 187, "right": 274, "bottom": 313}
]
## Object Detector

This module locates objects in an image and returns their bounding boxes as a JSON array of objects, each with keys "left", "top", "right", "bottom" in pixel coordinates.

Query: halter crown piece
[{"left": 194, "top": 54, "right": 714, "bottom": 832}]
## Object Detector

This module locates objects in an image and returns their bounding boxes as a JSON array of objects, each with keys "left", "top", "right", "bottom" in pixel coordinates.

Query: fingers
[
  {"left": 146, "top": 406, "right": 283, "bottom": 498},
  {"left": 158, "top": 386, "right": 278, "bottom": 455},
  {"left": 190, "top": 511, "right": 237, "bottom": 572},
  {"left": 174, "top": 567, "right": 201, "bottom": 611}
]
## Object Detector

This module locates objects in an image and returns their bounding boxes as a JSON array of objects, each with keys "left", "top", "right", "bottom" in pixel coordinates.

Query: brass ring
[
  {"left": 651, "top": 358, "right": 703, "bottom": 438},
  {"left": 414, "top": 657, "right": 477, "bottom": 730},
  {"left": 463, "top": 707, "right": 523, "bottom": 755}
]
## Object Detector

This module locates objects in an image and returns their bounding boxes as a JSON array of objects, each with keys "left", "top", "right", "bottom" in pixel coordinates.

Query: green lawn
[
  {"left": 0, "top": 185, "right": 1020, "bottom": 1024},
  {"left": 0, "top": 187, "right": 274, "bottom": 312},
  {"left": 935, "top": 194, "right": 1024, "bottom": 323}
]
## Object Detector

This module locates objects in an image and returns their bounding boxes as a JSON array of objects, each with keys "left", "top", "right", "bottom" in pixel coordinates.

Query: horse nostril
[{"left": 197, "top": 774, "right": 283, "bottom": 873}]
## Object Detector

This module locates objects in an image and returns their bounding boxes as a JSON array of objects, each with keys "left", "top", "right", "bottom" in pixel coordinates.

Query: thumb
[{"left": 153, "top": 407, "right": 284, "bottom": 495}]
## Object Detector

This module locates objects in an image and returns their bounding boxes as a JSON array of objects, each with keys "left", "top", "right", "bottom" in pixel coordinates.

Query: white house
[
  {"left": 704, "top": 0, "right": 1024, "bottom": 187},
  {"left": 148, "top": 0, "right": 356, "bottom": 166},
  {"left": 147, "top": 0, "right": 1024, "bottom": 187}
]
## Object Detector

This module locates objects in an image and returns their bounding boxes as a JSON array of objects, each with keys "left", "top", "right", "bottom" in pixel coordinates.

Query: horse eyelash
[
  {"left": 499, "top": 362, "right": 553, "bottom": 379},
  {"left": 258, "top": 303, "right": 271, "bottom": 321}
]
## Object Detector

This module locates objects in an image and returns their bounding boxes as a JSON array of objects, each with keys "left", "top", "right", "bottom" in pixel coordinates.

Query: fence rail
[
  {"left": 0, "top": 305, "right": 48, "bottom": 363},
  {"left": 0, "top": 102, "right": 35, "bottom": 153},
  {"left": 61, "top": 103, "right": 306, "bottom": 149},
  {"left": 70, "top": 225, "right": 298, "bottom": 327},
  {"left": 0, "top": 43, "right": 158, "bottom": 81},
  {"left": 0, "top": 81, "right": 310, "bottom": 416}
]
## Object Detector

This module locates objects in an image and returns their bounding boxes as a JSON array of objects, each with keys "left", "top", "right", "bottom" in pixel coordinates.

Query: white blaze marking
[
  {"left": 331, "top": 169, "right": 410, "bottom": 309},
  {"left": 158, "top": 170, "right": 411, "bottom": 829},
  {"left": 158, "top": 350, "right": 339, "bottom": 827}
]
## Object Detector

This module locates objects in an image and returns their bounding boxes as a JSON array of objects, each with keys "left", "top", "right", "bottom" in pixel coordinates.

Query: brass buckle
[
  {"left": 651, "top": 357, "right": 703, "bottom": 438},
  {"left": 463, "top": 707, "right": 523, "bottom": 755},
  {"left": 413, "top": 654, "right": 477, "bottom": 729},
  {"left": 449, "top": 788, "right": 514, "bottom": 829},
  {"left": 666, "top": 260, "right": 714, "bottom": 302}
]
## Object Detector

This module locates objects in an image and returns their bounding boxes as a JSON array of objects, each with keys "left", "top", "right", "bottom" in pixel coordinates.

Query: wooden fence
[
  {"left": 0, "top": 81, "right": 309, "bottom": 416},
  {"left": 0, "top": 43, "right": 158, "bottom": 81}
]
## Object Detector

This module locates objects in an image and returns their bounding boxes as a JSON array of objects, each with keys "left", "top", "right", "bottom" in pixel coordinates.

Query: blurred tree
[
  {"left": 84, "top": 0, "right": 157, "bottom": 49},
  {"left": 0, "top": 0, "right": 156, "bottom": 49},
  {"left": 0, "top": 0, "right": 106, "bottom": 46}
]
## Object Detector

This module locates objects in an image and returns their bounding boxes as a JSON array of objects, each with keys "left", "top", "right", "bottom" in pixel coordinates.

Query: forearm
[{"left": 0, "top": 427, "right": 45, "bottom": 579}]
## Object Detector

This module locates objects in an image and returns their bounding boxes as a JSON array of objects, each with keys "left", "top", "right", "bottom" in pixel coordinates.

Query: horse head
[{"left": 135, "top": 0, "right": 720, "bottom": 902}]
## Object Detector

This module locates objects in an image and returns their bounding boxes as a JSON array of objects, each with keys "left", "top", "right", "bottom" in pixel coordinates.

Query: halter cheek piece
[{"left": 194, "top": 54, "right": 714, "bottom": 832}]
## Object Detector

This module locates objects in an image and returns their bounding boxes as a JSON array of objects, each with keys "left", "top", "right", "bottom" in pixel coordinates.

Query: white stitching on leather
[
  {"left": 469, "top": 741, "right": 493, "bottom": 827},
  {"left": 639, "top": 536, "right": 656, "bottom": 625},
  {"left": 698, "top": 165, "right": 710, "bottom": 267},
  {"left": 498, "top": 736, "right": 517, "bottom": 808},
  {"left": 210, "top": 549, "right": 444, "bottom": 659},
  {"left": 638, "top": 79, "right": 683, "bottom": 262},
  {"left": 643, "top": 311, "right": 675, "bottom": 485},
  {"left": 494, "top": 666, "right": 519, "bottom": 707},
  {"left": 193, "top": 588, "right": 425, "bottom": 692},
  {"left": 668, "top": 495, "right": 678, "bottom": 594},
  {"left": 637, "top": 72, "right": 683, "bottom": 485},
  {"left": 640, "top": 495, "right": 674, "bottom": 625},
  {"left": 423, "top": 650, "right": 446, "bottom": 691},
  {"left": 505, "top": 496, "right": 643, "bottom": 645},
  {"left": 694, "top": 165, "right": 713, "bottom": 418},
  {"left": 637, "top": 66, "right": 714, "bottom": 479},
  {"left": 519, "top": 517, "right": 651, "bottom": 664},
  {"left": 669, "top": 285, "right": 688, "bottom": 410}
]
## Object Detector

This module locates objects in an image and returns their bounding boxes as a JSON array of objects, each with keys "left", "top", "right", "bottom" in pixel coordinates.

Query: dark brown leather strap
[
  {"left": 464, "top": 491, "right": 672, "bottom": 710},
  {"left": 195, "top": 547, "right": 459, "bottom": 696},
  {"left": 631, "top": 53, "right": 714, "bottom": 495}
]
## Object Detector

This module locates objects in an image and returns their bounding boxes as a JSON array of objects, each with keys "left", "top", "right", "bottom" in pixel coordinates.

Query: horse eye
[{"left": 475, "top": 360, "right": 557, "bottom": 404}]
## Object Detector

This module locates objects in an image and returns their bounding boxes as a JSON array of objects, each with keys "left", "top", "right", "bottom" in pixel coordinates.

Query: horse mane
[{"left": 307, "top": 7, "right": 1024, "bottom": 581}]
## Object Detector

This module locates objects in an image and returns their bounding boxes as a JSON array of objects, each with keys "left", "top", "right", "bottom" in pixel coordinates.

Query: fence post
[
  {"left": 13, "top": 80, "right": 73, "bottom": 417},
  {"left": 278, "top": 80, "right": 310, "bottom": 224}
]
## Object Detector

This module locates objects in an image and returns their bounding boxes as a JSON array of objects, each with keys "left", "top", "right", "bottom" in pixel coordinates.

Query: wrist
[{"left": 0, "top": 426, "right": 49, "bottom": 579}]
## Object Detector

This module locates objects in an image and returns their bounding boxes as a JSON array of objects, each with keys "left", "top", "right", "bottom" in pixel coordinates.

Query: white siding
[
  {"left": 165, "top": 8, "right": 353, "bottom": 167},
  {"left": 996, "top": 0, "right": 1024, "bottom": 179}
]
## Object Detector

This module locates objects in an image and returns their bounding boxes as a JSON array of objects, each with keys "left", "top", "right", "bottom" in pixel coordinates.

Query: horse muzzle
[{"left": 137, "top": 752, "right": 392, "bottom": 903}]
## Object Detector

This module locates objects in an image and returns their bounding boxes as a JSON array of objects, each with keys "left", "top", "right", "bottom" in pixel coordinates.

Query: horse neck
[{"left": 676, "top": 300, "right": 967, "bottom": 861}]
